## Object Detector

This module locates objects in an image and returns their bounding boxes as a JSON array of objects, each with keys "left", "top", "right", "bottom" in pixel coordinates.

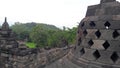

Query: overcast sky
[{"left": 0, "top": 0, "right": 119, "bottom": 28}]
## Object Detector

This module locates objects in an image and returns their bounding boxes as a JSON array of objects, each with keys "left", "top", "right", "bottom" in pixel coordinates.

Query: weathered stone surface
[
  {"left": 45, "top": 56, "right": 81, "bottom": 68},
  {"left": 0, "top": 18, "right": 70, "bottom": 68},
  {"left": 73, "top": 0, "right": 120, "bottom": 68},
  {"left": 91, "top": 40, "right": 105, "bottom": 50}
]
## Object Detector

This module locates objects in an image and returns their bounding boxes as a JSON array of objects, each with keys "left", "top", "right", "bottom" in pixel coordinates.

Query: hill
[{"left": 11, "top": 22, "right": 60, "bottom": 41}]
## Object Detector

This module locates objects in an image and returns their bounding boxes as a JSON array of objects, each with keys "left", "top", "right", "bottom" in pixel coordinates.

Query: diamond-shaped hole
[
  {"left": 95, "top": 30, "right": 101, "bottom": 38},
  {"left": 89, "top": 21, "right": 96, "bottom": 27},
  {"left": 104, "top": 21, "right": 111, "bottom": 29},
  {"left": 102, "top": 41, "right": 110, "bottom": 50},
  {"left": 113, "top": 30, "right": 119, "bottom": 38},
  {"left": 88, "top": 39, "right": 94, "bottom": 46},
  {"left": 111, "top": 52, "right": 119, "bottom": 63},
  {"left": 78, "top": 38, "right": 82, "bottom": 46},
  {"left": 93, "top": 50, "right": 101, "bottom": 60},
  {"left": 80, "top": 48, "right": 85, "bottom": 55},
  {"left": 83, "top": 29, "right": 88, "bottom": 36},
  {"left": 81, "top": 22, "right": 84, "bottom": 27}
]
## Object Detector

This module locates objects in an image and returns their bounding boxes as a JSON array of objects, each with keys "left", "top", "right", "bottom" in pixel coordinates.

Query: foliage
[
  {"left": 30, "top": 25, "right": 77, "bottom": 48},
  {"left": 47, "top": 30, "right": 66, "bottom": 47},
  {"left": 30, "top": 25, "right": 47, "bottom": 47},
  {"left": 11, "top": 22, "right": 77, "bottom": 48},
  {"left": 11, "top": 22, "right": 58, "bottom": 41},
  {"left": 65, "top": 27, "right": 77, "bottom": 44},
  {"left": 11, "top": 22, "right": 36, "bottom": 41},
  {"left": 25, "top": 42, "right": 36, "bottom": 48},
  {"left": 30, "top": 24, "right": 60, "bottom": 47}
]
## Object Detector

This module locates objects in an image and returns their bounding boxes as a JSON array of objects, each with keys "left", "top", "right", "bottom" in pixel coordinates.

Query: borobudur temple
[
  {"left": 69, "top": 0, "right": 120, "bottom": 68},
  {"left": 2, "top": 0, "right": 120, "bottom": 68}
]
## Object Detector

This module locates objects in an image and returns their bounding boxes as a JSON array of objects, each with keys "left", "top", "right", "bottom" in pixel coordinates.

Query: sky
[{"left": 0, "top": 0, "right": 119, "bottom": 28}]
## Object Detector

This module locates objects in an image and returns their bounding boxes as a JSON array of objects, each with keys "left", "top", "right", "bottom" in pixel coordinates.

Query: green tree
[
  {"left": 11, "top": 22, "right": 29, "bottom": 40},
  {"left": 11, "top": 22, "right": 37, "bottom": 41},
  {"left": 12, "top": 22, "right": 77, "bottom": 48},
  {"left": 47, "top": 30, "right": 64, "bottom": 47},
  {"left": 30, "top": 25, "right": 48, "bottom": 47},
  {"left": 61, "top": 27, "right": 77, "bottom": 45}
]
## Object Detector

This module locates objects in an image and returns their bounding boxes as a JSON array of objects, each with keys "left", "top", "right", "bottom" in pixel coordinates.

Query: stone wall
[{"left": 0, "top": 47, "right": 69, "bottom": 68}]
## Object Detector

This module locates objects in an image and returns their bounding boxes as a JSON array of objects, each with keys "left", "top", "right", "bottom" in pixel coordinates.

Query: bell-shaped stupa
[{"left": 70, "top": 0, "right": 120, "bottom": 68}]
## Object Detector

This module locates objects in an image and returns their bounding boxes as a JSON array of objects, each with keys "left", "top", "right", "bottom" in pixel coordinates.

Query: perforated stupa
[{"left": 71, "top": 0, "right": 120, "bottom": 68}]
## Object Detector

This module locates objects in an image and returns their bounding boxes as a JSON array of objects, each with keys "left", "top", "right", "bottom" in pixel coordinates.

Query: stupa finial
[
  {"left": 2, "top": 17, "right": 9, "bottom": 30},
  {"left": 5, "top": 17, "right": 7, "bottom": 23}
]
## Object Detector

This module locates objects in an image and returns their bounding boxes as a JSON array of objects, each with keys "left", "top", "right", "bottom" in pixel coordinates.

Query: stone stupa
[
  {"left": 69, "top": 0, "right": 120, "bottom": 68},
  {"left": 0, "top": 17, "right": 18, "bottom": 50}
]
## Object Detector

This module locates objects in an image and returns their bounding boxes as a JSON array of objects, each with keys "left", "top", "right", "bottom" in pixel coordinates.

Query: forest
[{"left": 11, "top": 22, "right": 77, "bottom": 49}]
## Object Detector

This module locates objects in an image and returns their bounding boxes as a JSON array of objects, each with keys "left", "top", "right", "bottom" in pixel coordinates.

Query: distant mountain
[
  {"left": 11, "top": 22, "right": 60, "bottom": 32},
  {"left": 35, "top": 23, "right": 60, "bottom": 31},
  {"left": 11, "top": 22, "right": 60, "bottom": 40}
]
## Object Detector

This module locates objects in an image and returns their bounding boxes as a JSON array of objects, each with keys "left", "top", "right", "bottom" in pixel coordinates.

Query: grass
[{"left": 25, "top": 42, "right": 36, "bottom": 48}]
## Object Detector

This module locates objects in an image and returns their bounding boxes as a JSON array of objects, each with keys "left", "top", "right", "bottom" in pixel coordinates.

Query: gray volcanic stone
[{"left": 71, "top": 0, "right": 120, "bottom": 68}]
